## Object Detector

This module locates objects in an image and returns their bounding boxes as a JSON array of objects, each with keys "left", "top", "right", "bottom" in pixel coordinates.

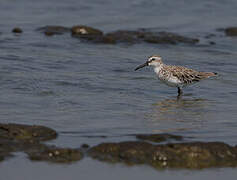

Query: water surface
[{"left": 1, "top": 0, "right": 237, "bottom": 179}]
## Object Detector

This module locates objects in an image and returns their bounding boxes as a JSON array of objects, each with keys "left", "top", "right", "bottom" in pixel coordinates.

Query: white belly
[
  {"left": 157, "top": 74, "right": 182, "bottom": 87},
  {"left": 154, "top": 66, "right": 183, "bottom": 88}
]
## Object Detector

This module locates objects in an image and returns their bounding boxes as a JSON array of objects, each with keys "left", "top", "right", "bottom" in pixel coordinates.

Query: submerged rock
[
  {"left": 70, "top": 26, "right": 199, "bottom": 45},
  {"left": 37, "top": 25, "right": 199, "bottom": 45},
  {"left": 71, "top": 25, "right": 108, "bottom": 43},
  {"left": 27, "top": 145, "right": 83, "bottom": 163},
  {"left": 0, "top": 140, "right": 14, "bottom": 161},
  {"left": 36, "top": 26, "right": 71, "bottom": 36},
  {"left": 71, "top": 25, "right": 103, "bottom": 36},
  {"left": 143, "top": 31, "right": 199, "bottom": 44},
  {"left": 104, "top": 30, "right": 143, "bottom": 44},
  {"left": 0, "top": 123, "right": 57, "bottom": 142},
  {"left": 103, "top": 30, "right": 199, "bottom": 45},
  {"left": 12, "top": 27, "right": 23, "bottom": 33},
  {"left": 136, "top": 133, "right": 183, "bottom": 143},
  {"left": 81, "top": 144, "right": 90, "bottom": 149},
  {"left": 3, "top": 122, "right": 237, "bottom": 169},
  {"left": 0, "top": 123, "right": 83, "bottom": 163},
  {"left": 88, "top": 141, "right": 237, "bottom": 169},
  {"left": 225, "top": 27, "right": 237, "bottom": 36}
]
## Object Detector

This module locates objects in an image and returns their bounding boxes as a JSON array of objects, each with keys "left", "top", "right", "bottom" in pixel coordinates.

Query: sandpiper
[{"left": 135, "top": 55, "right": 217, "bottom": 96}]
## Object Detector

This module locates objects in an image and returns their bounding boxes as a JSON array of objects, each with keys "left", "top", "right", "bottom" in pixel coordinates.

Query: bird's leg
[{"left": 177, "top": 87, "right": 183, "bottom": 96}]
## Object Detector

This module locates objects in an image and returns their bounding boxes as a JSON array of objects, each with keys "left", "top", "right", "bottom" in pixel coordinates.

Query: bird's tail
[{"left": 200, "top": 72, "right": 218, "bottom": 78}]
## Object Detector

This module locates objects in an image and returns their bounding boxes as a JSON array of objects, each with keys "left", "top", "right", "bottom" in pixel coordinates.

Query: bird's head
[{"left": 134, "top": 55, "right": 163, "bottom": 71}]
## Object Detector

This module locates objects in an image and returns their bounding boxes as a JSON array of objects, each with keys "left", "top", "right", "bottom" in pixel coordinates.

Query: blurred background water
[{"left": 0, "top": 0, "right": 237, "bottom": 179}]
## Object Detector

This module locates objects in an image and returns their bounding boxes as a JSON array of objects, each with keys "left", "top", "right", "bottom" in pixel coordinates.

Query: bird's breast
[
  {"left": 154, "top": 66, "right": 182, "bottom": 87},
  {"left": 157, "top": 73, "right": 182, "bottom": 87}
]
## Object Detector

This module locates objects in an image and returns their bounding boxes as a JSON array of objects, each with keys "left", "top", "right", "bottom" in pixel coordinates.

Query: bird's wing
[{"left": 168, "top": 66, "right": 203, "bottom": 84}]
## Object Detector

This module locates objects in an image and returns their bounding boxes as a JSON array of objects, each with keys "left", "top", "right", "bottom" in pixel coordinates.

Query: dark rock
[
  {"left": 76, "top": 34, "right": 116, "bottom": 44},
  {"left": 204, "top": 33, "right": 216, "bottom": 39},
  {"left": 104, "top": 30, "right": 199, "bottom": 45},
  {"left": 36, "top": 26, "right": 71, "bottom": 36},
  {"left": 37, "top": 25, "right": 199, "bottom": 45},
  {"left": 89, "top": 141, "right": 154, "bottom": 164},
  {"left": 81, "top": 144, "right": 90, "bottom": 149},
  {"left": 0, "top": 123, "right": 57, "bottom": 142},
  {"left": 44, "top": 31, "right": 55, "bottom": 36},
  {"left": 71, "top": 27, "right": 199, "bottom": 45},
  {"left": 0, "top": 140, "right": 15, "bottom": 161},
  {"left": 71, "top": 25, "right": 108, "bottom": 44},
  {"left": 71, "top": 25, "right": 103, "bottom": 36},
  {"left": 88, "top": 141, "right": 237, "bottom": 169},
  {"left": 71, "top": 26, "right": 118, "bottom": 44},
  {"left": 92, "top": 35, "right": 117, "bottom": 44},
  {"left": 105, "top": 30, "right": 143, "bottom": 44},
  {"left": 27, "top": 145, "right": 83, "bottom": 163},
  {"left": 12, "top": 27, "right": 23, "bottom": 33},
  {"left": 225, "top": 27, "right": 237, "bottom": 36},
  {"left": 0, "top": 123, "right": 83, "bottom": 163},
  {"left": 209, "top": 41, "right": 216, "bottom": 45},
  {"left": 136, "top": 133, "right": 183, "bottom": 143},
  {"left": 143, "top": 31, "right": 199, "bottom": 44}
]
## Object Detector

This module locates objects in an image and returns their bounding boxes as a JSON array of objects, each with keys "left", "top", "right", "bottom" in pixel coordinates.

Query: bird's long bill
[{"left": 134, "top": 62, "right": 148, "bottom": 71}]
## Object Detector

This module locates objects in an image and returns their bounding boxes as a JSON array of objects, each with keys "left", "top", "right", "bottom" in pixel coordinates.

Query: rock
[
  {"left": 71, "top": 25, "right": 119, "bottom": 44},
  {"left": 0, "top": 123, "right": 58, "bottom": 162},
  {"left": 0, "top": 123, "right": 57, "bottom": 142},
  {"left": 209, "top": 41, "right": 216, "bottom": 45},
  {"left": 143, "top": 31, "right": 199, "bottom": 44},
  {"left": 71, "top": 25, "right": 103, "bottom": 36},
  {"left": 225, "top": 27, "right": 237, "bottom": 36},
  {"left": 88, "top": 141, "right": 237, "bottom": 169},
  {"left": 44, "top": 31, "right": 55, "bottom": 36},
  {"left": 75, "top": 34, "right": 116, "bottom": 44},
  {"left": 106, "top": 29, "right": 199, "bottom": 44},
  {"left": 136, "top": 133, "right": 183, "bottom": 143},
  {"left": 27, "top": 145, "right": 83, "bottom": 163},
  {"left": 104, "top": 30, "right": 199, "bottom": 45},
  {"left": 204, "top": 33, "right": 216, "bottom": 39},
  {"left": 98, "top": 35, "right": 117, "bottom": 44},
  {"left": 36, "top": 26, "right": 71, "bottom": 36},
  {"left": 71, "top": 25, "right": 109, "bottom": 43},
  {"left": 0, "top": 123, "right": 83, "bottom": 163},
  {"left": 105, "top": 30, "right": 143, "bottom": 44},
  {"left": 71, "top": 27, "right": 199, "bottom": 45},
  {"left": 37, "top": 25, "right": 199, "bottom": 45},
  {"left": 12, "top": 27, "right": 23, "bottom": 33},
  {"left": 0, "top": 140, "right": 14, "bottom": 161},
  {"left": 81, "top": 144, "right": 90, "bottom": 149}
]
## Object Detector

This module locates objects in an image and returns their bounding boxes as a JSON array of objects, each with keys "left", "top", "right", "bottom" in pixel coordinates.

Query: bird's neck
[{"left": 154, "top": 64, "right": 164, "bottom": 75}]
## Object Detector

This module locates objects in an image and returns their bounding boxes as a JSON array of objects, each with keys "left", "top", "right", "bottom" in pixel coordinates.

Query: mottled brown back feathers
[{"left": 163, "top": 65, "right": 217, "bottom": 84}]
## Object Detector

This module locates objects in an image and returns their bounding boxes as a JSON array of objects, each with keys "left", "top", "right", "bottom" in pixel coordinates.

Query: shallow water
[{"left": 1, "top": 0, "right": 237, "bottom": 179}]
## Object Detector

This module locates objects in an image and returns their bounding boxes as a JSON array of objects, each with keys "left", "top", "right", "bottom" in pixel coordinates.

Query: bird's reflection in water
[{"left": 147, "top": 94, "right": 211, "bottom": 133}]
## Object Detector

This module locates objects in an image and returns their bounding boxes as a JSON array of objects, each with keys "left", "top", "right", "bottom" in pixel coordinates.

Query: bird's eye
[{"left": 151, "top": 58, "right": 155, "bottom": 61}]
